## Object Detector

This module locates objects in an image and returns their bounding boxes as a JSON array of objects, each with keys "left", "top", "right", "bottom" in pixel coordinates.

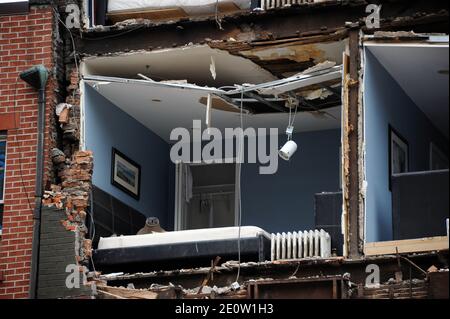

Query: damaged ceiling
[
  {"left": 82, "top": 39, "right": 346, "bottom": 142},
  {"left": 239, "top": 39, "right": 347, "bottom": 78},
  {"left": 84, "top": 74, "right": 342, "bottom": 143},
  {"left": 82, "top": 45, "right": 277, "bottom": 87}
]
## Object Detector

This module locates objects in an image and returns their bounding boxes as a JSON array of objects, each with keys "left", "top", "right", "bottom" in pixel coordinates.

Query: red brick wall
[{"left": 0, "top": 6, "right": 56, "bottom": 299}]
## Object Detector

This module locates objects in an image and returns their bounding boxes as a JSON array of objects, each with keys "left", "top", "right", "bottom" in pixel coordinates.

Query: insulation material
[{"left": 107, "top": 0, "right": 251, "bottom": 15}]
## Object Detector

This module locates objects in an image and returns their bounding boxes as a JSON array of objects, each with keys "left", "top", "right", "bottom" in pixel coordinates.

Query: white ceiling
[
  {"left": 82, "top": 45, "right": 277, "bottom": 87},
  {"left": 367, "top": 43, "right": 449, "bottom": 138},
  {"left": 84, "top": 79, "right": 341, "bottom": 143}
]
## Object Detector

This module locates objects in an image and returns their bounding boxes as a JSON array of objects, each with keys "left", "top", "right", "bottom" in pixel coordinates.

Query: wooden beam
[
  {"left": 364, "top": 237, "right": 449, "bottom": 256},
  {"left": 107, "top": 2, "right": 242, "bottom": 24},
  {"left": 108, "top": 8, "right": 189, "bottom": 24},
  {"left": 97, "top": 285, "right": 159, "bottom": 299},
  {"left": 344, "top": 28, "right": 363, "bottom": 259}
]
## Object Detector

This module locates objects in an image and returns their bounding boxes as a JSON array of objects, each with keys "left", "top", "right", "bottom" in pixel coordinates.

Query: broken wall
[{"left": 364, "top": 49, "right": 449, "bottom": 242}]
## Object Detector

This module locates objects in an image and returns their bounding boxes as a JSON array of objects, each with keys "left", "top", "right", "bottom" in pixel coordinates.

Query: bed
[{"left": 93, "top": 226, "right": 272, "bottom": 272}]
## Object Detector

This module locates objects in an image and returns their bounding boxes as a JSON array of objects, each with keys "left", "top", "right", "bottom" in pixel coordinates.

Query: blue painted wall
[
  {"left": 364, "top": 50, "right": 449, "bottom": 243},
  {"left": 84, "top": 85, "right": 171, "bottom": 228},
  {"left": 241, "top": 129, "right": 341, "bottom": 233}
]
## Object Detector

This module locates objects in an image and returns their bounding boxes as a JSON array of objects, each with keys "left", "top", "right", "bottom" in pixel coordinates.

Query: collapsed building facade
[{"left": 0, "top": 0, "right": 449, "bottom": 299}]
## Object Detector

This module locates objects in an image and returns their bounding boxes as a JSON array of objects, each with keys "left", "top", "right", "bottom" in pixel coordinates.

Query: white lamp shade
[{"left": 279, "top": 140, "right": 298, "bottom": 161}]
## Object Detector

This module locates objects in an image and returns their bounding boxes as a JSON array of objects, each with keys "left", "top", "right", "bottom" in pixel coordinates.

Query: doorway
[{"left": 174, "top": 162, "right": 238, "bottom": 231}]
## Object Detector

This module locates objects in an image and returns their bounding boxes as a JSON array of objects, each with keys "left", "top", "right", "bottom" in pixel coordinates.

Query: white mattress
[
  {"left": 107, "top": 0, "right": 251, "bottom": 15},
  {"left": 98, "top": 226, "right": 270, "bottom": 250}
]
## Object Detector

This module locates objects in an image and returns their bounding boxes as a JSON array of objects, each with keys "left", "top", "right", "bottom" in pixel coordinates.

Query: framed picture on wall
[
  {"left": 389, "top": 126, "right": 409, "bottom": 190},
  {"left": 111, "top": 148, "right": 141, "bottom": 200}
]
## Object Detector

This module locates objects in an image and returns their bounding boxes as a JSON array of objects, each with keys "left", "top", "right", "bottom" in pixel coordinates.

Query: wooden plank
[
  {"left": 107, "top": 2, "right": 242, "bottom": 24},
  {"left": 199, "top": 96, "right": 241, "bottom": 114},
  {"left": 97, "top": 290, "right": 127, "bottom": 299},
  {"left": 108, "top": 8, "right": 189, "bottom": 24},
  {"left": 97, "top": 285, "right": 159, "bottom": 299},
  {"left": 364, "top": 236, "right": 449, "bottom": 256},
  {"left": 217, "top": 2, "right": 241, "bottom": 14}
]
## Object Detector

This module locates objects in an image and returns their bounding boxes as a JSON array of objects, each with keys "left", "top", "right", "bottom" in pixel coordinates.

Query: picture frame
[
  {"left": 111, "top": 148, "right": 141, "bottom": 200},
  {"left": 429, "top": 142, "right": 449, "bottom": 171},
  {"left": 389, "top": 125, "right": 409, "bottom": 191}
]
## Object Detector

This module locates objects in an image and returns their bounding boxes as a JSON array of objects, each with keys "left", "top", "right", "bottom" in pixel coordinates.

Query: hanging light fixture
[{"left": 279, "top": 97, "right": 299, "bottom": 161}]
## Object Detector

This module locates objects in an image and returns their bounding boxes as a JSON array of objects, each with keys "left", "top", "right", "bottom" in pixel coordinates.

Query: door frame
[{"left": 174, "top": 158, "right": 239, "bottom": 231}]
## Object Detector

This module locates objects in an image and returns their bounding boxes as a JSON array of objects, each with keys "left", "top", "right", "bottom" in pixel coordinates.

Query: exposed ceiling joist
[{"left": 242, "top": 91, "right": 288, "bottom": 113}]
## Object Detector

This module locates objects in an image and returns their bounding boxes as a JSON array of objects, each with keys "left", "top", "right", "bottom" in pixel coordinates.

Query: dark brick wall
[{"left": 37, "top": 206, "right": 91, "bottom": 299}]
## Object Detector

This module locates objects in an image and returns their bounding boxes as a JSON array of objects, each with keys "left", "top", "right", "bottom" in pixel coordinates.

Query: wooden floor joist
[{"left": 364, "top": 236, "right": 449, "bottom": 256}]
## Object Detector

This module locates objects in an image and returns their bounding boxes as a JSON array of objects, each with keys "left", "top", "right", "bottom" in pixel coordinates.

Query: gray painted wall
[
  {"left": 364, "top": 49, "right": 449, "bottom": 243},
  {"left": 84, "top": 85, "right": 170, "bottom": 227}
]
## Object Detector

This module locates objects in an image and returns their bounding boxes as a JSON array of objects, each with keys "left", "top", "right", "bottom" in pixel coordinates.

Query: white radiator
[
  {"left": 261, "top": 0, "right": 323, "bottom": 10},
  {"left": 271, "top": 229, "right": 331, "bottom": 261}
]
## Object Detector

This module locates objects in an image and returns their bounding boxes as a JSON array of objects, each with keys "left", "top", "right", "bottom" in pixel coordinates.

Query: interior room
[
  {"left": 81, "top": 44, "right": 345, "bottom": 257},
  {"left": 363, "top": 41, "right": 449, "bottom": 244}
]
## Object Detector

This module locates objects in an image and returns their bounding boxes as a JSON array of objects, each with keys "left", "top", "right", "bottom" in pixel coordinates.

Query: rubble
[{"left": 56, "top": 103, "right": 73, "bottom": 125}]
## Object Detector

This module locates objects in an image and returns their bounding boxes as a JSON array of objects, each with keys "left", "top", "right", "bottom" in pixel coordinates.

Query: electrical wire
[
  {"left": 87, "top": 190, "right": 98, "bottom": 277},
  {"left": 215, "top": 0, "right": 224, "bottom": 30},
  {"left": 235, "top": 88, "right": 245, "bottom": 284},
  {"left": 52, "top": 7, "right": 79, "bottom": 77},
  {"left": 287, "top": 97, "right": 299, "bottom": 141}
]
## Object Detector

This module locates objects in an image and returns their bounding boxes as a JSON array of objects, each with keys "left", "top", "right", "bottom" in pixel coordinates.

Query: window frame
[
  {"left": 388, "top": 125, "right": 409, "bottom": 191},
  {"left": 0, "top": 0, "right": 29, "bottom": 16}
]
